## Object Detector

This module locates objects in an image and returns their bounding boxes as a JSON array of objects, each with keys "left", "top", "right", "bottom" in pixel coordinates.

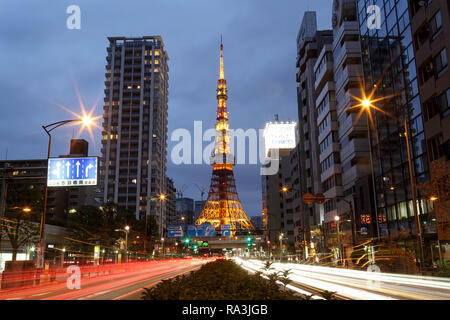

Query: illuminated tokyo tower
[{"left": 195, "top": 38, "right": 254, "bottom": 234}]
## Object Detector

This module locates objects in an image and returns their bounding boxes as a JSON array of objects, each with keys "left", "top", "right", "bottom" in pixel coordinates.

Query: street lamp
[
  {"left": 22, "top": 207, "right": 31, "bottom": 213},
  {"left": 161, "top": 237, "right": 165, "bottom": 258},
  {"left": 37, "top": 116, "right": 93, "bottom": 269}
]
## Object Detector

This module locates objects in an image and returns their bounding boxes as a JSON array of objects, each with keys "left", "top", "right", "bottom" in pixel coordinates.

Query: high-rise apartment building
[
  {"left": 409, "top": 0, "right": 450, "bottom": 244},
  {"left": 294, "top": 12, "right": 333, "bottom": 254},
  {"left": 328, "top": 0, "right": 375, "bottom": 256},
  {"left": 101, "top": 36, "right": 169, "bottom": 236}
]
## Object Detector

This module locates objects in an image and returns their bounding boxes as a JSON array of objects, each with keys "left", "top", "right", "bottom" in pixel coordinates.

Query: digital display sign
[
  {"left": 47, "top": 157, "right": 98, "bottom": 187},
  {"left": 263, "top": 122, "right": 297, "bottom": 157}
]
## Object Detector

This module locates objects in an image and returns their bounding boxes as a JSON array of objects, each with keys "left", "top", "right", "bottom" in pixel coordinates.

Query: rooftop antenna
[
  {"left": 5, "top": 147, "right": 8, "bottom": 160},
  {"left": 274, "top": 114, "right": 279, "bottom": 122}
]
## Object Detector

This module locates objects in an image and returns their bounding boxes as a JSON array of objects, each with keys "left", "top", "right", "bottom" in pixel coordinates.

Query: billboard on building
[
  {"left": 47, "top": 157, "right": 98, "bottom": 187},
  {"left": 263, "top": 122, "right": 297, "bottom": 157}
]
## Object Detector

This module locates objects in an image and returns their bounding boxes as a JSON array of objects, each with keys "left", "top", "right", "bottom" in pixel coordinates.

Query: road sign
[
  {"left": 314, "top": 193, "right": 325, "bottom": 204},
  {"left": 168, "top": 225, "right": 184, "bottom": 237},
  {"left": 221, "top": 224, "right": 231, "bottom": 237},
  {"left": 204, "top": 224, "right": 215, "bottom": 237},
  {"left": 187, "top": 225, "right": 198, "bottom": 237},
  {"left": 302, "top": 193, "right": 314, "bottom": 204},
  {"left": 47, "top": 157, "right": 98, "bottom": 187}
]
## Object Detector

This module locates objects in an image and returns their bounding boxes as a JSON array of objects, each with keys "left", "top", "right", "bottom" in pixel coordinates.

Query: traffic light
[{"left": 246, "top": 236, "right": 253, "bottom": 247}]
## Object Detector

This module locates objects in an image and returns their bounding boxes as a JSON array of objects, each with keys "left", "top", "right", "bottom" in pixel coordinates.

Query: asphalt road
[
  {"left": 0, "top": 258, "right": 211, "bottom": 300},
  {"left": 236, "top": 258, "right": 450, "bottom": 300}
]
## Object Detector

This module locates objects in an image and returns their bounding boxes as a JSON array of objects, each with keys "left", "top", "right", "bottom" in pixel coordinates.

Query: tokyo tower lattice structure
[{"left": 195, "top": 38, "right": 254, "bottom": 234}]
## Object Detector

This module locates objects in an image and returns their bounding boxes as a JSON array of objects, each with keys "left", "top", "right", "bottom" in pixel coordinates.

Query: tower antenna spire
[{"left": 219, "top": 35, "right": 224, "bottom": 80}]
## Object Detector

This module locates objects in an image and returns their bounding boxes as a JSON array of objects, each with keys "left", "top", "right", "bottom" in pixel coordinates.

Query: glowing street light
[
  {"left": 37, "top": 115, "right": 96, "bottom": 269},
  {"left": 430, "top": 196, "right": 438, "bottom": 202},
  {"left": 22, "top": 207, "right": 31, "bottom": 213}
]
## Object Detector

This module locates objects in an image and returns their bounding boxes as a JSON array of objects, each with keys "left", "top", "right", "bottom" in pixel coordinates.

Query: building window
[
  {"left": 437, "top": 88, "right": 450, "bottom": 117},
  {"left": 428, "top": 134, "right": 443, "bottom": 161},
  {"left": 324, "top": 199, "right": 336, "bottom": 213},
  {"left": 434, "top": 48, "right": 448, "bottom": 78},
  {"left": 429, "top": 11, "right": 442, "bottom": 40}
]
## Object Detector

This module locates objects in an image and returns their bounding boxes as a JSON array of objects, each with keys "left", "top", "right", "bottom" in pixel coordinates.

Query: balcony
[
  {"left": 321, "top": 163, "right": 342, "bottom": 182},
  {"left": 342, "top": 164, "right": 359, "bottom": 187},
  {"left": 314, "top": 61, "right": 334, "bottom": 91},
  {"left": 340, "top": 138, "right": 369, "bottom": 163},
  {"left": 333, "top": 41, "right": 361, "bottom": 70}
]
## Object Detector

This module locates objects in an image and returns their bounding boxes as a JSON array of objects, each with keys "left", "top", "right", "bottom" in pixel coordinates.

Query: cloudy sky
[{"left": 0, "top": 0, "right": 332, "bottom": 217}]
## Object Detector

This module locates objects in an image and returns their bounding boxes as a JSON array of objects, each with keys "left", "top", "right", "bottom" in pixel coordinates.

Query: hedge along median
[{"left": 141, "top": 259, "right": 299, "bottom": 300}]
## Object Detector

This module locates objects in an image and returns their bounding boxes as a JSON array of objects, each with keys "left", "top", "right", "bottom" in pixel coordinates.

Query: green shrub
[{"left": 141, "top": 259, "right": 298, "bottom": 300}]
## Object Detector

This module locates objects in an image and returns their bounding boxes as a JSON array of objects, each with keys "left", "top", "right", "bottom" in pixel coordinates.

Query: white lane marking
[
  {"left": 30, "top": 292, "right": 49, "bottom": 297},
  {"left": 77, "top": 290, "right": 110, "bottom": 300}
]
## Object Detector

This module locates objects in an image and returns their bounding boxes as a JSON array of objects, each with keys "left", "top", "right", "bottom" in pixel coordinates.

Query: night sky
[{"left": 0, "top": 1, "right": 332, "bottom": 217}]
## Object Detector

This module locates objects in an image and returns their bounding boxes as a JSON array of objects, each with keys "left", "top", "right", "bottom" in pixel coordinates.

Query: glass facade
[{"left": 357, "top": 0, "right": 435, "bottom": 239}]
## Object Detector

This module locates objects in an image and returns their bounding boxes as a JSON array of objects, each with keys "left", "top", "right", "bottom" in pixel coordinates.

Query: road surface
[
  {"left": 0, "top": 258, "right": 211, "bottom": 300},
  {"left": 236, "top": 258, "right": 450, "bottom": 300}
]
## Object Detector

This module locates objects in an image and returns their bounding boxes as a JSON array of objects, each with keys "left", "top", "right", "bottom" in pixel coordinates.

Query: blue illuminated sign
[
  {"left": 187, "top": 224, "right": 216, "bottom": 237},
  {"left": 47, "top": 157, "right": 98, "bottom": 187},
  {"left": 221, "top": 225, "right": 231, "bottom": 236},
  {"left": 168, "top": 225, "right": 184, "bottom": 237}
]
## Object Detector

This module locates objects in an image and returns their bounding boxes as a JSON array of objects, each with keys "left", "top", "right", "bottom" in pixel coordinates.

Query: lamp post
[
  {"left": 159, "top": 194, "right": 166, "bottom": 241},
  {"left": 336, "top": 197, "right": 356, "bottom": 247},
  {"left": 161, "top": 237, "right": 165, "bottom": 258},
  {"left": 335, "top": 215, "right": 342, "bottom": 265},
  {"left": 37, "top": 117, "right": 92, "bottom": 269},
  {"left": 279, "top": 233, "right": 284, "bottom": 261},
  {"left": 124, "top": 225, "right": 130, "bottom": 262},
  {"left": 281, "top": 186, "right": 307, "bottom": 259}
]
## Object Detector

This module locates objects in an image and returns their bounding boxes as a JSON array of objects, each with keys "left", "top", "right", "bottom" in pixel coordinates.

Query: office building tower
[
  {"left": 357, "top": 0, "right": 440, "bottom": 263},
  {"left": 261, "top": 120, "right": 297, "bottom": 249},
  {"left": 176, "top": 197, "right": 194, "bottom": 225}
]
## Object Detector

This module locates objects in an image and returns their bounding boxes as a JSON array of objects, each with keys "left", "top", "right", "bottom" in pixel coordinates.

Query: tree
[
  {"left": 279, "top": 269, "right": 292, "bottom": 291},
  {"left": 1, "top": 181, "right": 41, "bottom": 261},
  {"left": 65, "top": 201, "right": 160, "bottom": 255}
]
